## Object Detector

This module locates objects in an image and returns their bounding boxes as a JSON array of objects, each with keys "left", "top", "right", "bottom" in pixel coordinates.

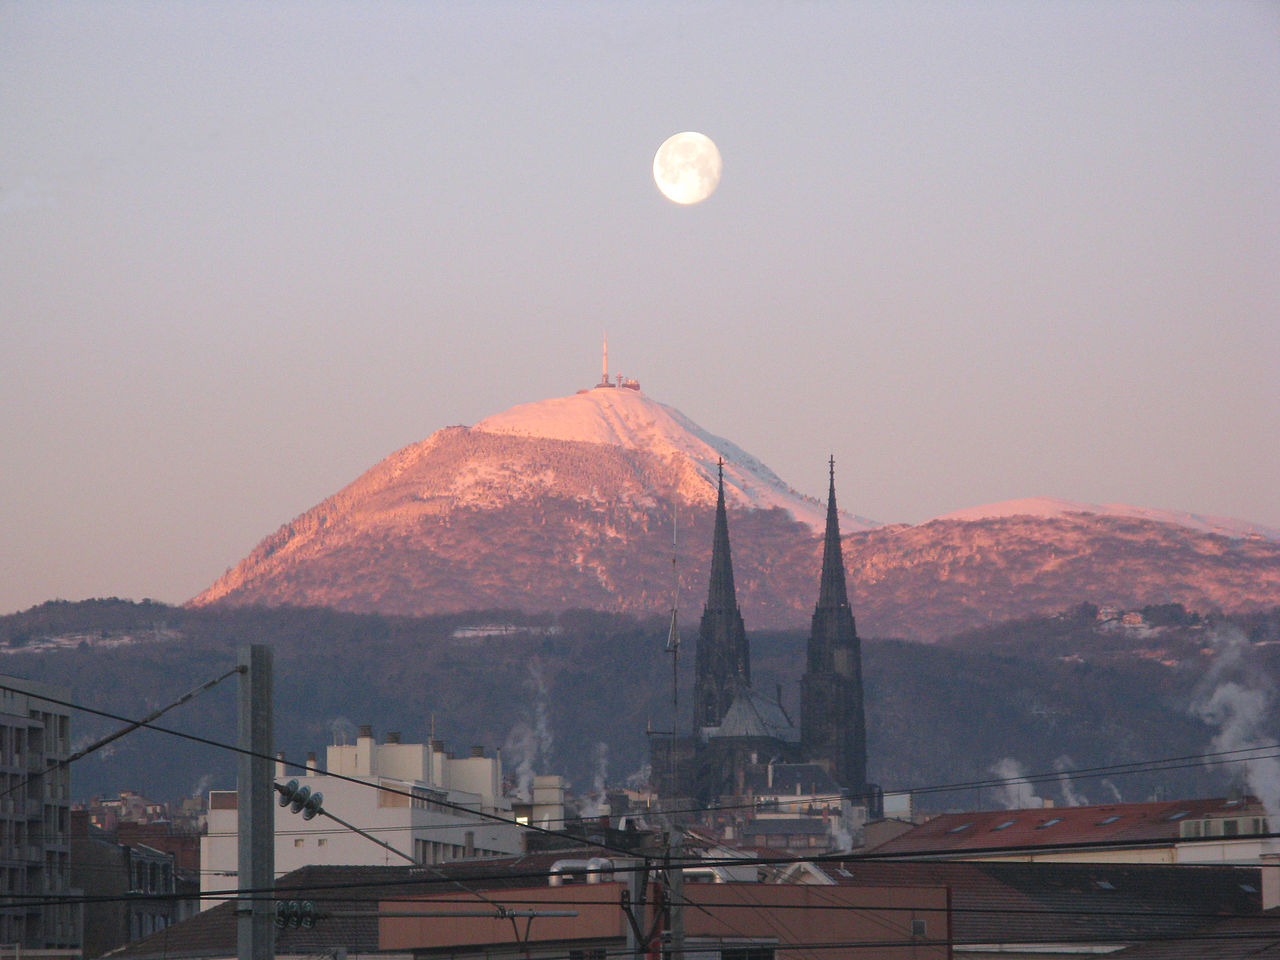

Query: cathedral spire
[
  {"left": 693, "top": 458, "right": 750, "bottom": 728},
  {"left": 705, "top": 459, "right": 738, "bottom": 612},
  {"left": 800, "top": 457, "right": 866, "bottom": 794},
  {"left": 817, "top": 455, "right": 850, "bottom": 610}
]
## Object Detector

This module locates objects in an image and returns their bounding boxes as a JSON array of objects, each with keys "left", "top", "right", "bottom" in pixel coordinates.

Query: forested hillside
[{"left": 2, "top": 600, "right": 1277, "bottom": 811}]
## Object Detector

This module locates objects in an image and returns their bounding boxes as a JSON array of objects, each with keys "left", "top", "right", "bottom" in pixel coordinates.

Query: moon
[{"left": 653, "top": 132, "right": 722, "bottom": 205}]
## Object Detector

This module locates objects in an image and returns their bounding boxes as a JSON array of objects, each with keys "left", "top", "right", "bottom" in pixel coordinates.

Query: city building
[
  {"left": 199, "top": 726, "right": 525, "bottom": 908},
  {"left": 777, "top": 857, "right": 1268, "bottom": 960},
  {"left": 0, "top": 674, "right": 78, "bottom": 952},
  {"left": 861, "top": 795, "right": 1280, "bottom": 865},
  {"left": 71, "top": 810, "right": 178, "bottom": 957},
  {"left": 107, "top": 850, "right": 952, "bottom": 960}
]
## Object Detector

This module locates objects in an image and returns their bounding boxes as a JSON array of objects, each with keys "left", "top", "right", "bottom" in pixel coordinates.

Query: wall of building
[
  {"left": 200, "top": 732, "right": 525, "bottom": 909},
  {"left": 0, "top": 675, "right": 77, "bottom": 950},
  {"left": 380, "top": 880, "right": 951, "bottom": 958}
]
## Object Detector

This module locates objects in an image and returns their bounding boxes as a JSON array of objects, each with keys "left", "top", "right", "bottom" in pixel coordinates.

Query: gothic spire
[
  {"left": 705, "top": 459, "right": 738, "bottom": 612},
  {"left": 817, "top": 455, "right": 850, "bottom": 609},
  {"left": 694, "top": 458, "right": 750, "bottom": 728}
]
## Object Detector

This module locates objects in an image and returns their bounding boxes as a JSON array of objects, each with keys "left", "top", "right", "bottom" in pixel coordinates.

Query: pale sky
[{"left": 2, "top": 2, "right": 1277, "bottom": 615}]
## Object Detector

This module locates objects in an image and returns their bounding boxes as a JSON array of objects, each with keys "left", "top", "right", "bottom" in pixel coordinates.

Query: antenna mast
[
  {"left": 664, "top": 506, "right": 680, "bottom": 801},
  {"left": 602, "top": 334, "right": 609, "bottom": 386}
]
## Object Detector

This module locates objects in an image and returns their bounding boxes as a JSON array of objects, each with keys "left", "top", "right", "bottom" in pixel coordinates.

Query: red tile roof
[
  {"left": 808, "top": 860, "right": 1262, "bottom": 947},
  {"left": 864, "top": 796, "right": 1264, "bottom": 856}
]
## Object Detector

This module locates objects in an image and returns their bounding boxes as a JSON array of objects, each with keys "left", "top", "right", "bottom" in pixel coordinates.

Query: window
[
  {"left": 569, "top": 951, "right": 606, "bottom": 960},
  {"left": 1037, "top": 818, "right": 1063, "bottom": 829},
  {"left": 911, "top": 919, "right": 927, "bottom": 937},
  {"left": 1167, "top": 810, "right": 1191, "bottom": 821},
  {"left": 992, "top": 820, "right": 1016, "bottom": 831},
  {"left": 293, "top": 838, "right": 304, "bottom": 847},
  {"left": 946, "top": 823, "right": 972, "bottom": 834},
  {"left": 317, "top": 838, "right": 327, "bottom": 847},
  {"left": 722, "top": 948, "right": 774, "bottom": 960},
  {"left": 1223, "top": 819, "right": 1240, "bottom": 837},
  {"left": 1097, "top": 815, "right": 1121, "bottom": 825}
]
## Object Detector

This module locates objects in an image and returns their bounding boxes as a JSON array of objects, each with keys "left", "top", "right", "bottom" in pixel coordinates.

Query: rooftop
[{"left": 864, "top": 796, "right": 1268, "bottom": 857}]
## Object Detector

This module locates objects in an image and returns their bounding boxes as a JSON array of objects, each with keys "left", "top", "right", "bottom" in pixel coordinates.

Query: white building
[{"left": 200, "top": 726, "right": 525, "bottom": 908}]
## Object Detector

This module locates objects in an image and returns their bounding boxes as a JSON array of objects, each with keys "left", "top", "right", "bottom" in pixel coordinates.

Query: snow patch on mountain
[
  {"left": 472, "top": 387, "right": 878, "bottom": 533},
  {"left": 934, "top": 496, "right": 1280, "bottom": 542}
]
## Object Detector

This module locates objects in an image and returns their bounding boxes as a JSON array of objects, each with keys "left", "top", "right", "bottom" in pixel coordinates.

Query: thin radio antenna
[{"left": 664, "top": 505, "right": 681, "bottom": 799}]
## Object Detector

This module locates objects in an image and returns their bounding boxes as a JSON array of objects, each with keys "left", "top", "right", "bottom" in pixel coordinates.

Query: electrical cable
[
  {"left": 18, "top": 678, "right": 1280, "bottom": 844},
  {"left": 0, "top": 666, "right": 241, "bottom": 801},
  {"left": 0, "top": 680, "right": 640, "bottom": 859}
]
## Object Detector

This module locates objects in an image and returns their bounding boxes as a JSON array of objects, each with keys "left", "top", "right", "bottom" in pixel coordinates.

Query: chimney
[
  {"left": 357, "top": 724, "right": 376, "bottom": 777},
  {"left": 431, "top": 739, "right": 445, "bottom": 752},
  {"left": 386, "top": 731, "right": 401, "bottom": 744},
  {"left": 305, "top": 751, "right": 318, "bottom": 774},
  {"left": 275, "top": 752, "right": 286, "bottom": 778},
  {"left": 1263, "top": 858, "right": 1280, "bottom": 910},
  {"left": 471, "top": 745, "right": 485, "bottom": 758}
]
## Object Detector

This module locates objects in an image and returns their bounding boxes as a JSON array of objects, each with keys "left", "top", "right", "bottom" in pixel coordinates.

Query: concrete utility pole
[
  {"left": 667, "top": 828, "right": 684, "bottom": 960},
  {"left": 238, "top": 644, "right": 274, "bottom": 960},
  {"left": 623, "top": 860, "right": 649, "bottom": 960}
]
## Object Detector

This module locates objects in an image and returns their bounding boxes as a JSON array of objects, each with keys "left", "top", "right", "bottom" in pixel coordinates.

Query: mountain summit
[
  {"left": 472, "top": 386, "right": 875, "bottom": 532},
  {"left": 192, "top": 384, "right": 854, "bottom": 626},
  {"left": 191, "top": 384, "right": 1280, "bottom": 637}
]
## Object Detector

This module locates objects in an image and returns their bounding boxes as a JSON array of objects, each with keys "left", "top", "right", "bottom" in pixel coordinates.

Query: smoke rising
[
  {"left": 503, "top": 660, "right": 555, "bottom": 801},
  {"left": 577, "top": 742, "right": 609, "bottom": 818},
  {"left": 991, "top": 758, "right": 1044, "bottom": 809},
  {"left": 1054, "top": 755, "right": 1087, "bottom": 807},
  {"left": 328, "top": 716, "right": 357, "bottom": 746},
  {"left": 1101, "top": 779, "right": 1124, "bottom": 804},
  {"left": 1190, "top": 626, "right": 1280, "bottom": 820}
]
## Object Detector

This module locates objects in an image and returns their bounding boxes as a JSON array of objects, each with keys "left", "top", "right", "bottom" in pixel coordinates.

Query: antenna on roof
[{"left": 602, "top": 334, "right": 609, "bottom": 386}]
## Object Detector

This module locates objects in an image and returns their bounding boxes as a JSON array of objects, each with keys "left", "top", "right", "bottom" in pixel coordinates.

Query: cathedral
[{"left": 650, "top": 459, "right": 874, "bottom": 809}]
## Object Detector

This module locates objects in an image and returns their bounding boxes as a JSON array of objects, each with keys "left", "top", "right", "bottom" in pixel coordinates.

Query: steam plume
[
  {"left": 991, "top": 758, "right": 1044, "bottom": 809},
  {"left": 1054, "top": 755, "right": 1087, "bottom": 807},
  {"left": 1190, "top": 626, "right": 1280, "bottom": 820}
]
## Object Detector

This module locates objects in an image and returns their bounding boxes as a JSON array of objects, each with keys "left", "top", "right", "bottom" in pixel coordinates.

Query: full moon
[{"left": 653, "top": 132, "right": 722, "bottom": 205}]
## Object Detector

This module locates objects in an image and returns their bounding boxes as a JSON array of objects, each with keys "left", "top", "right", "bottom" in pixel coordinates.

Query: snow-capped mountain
[
  {"left": 472, "top": 386, "right": 876, "bottom": 532},
  {"left": 191, "top": 385, "right": 1280, "bottom": 637},
  {"left": 934, "top": 497, "right": 1280, "bottom": 543}
]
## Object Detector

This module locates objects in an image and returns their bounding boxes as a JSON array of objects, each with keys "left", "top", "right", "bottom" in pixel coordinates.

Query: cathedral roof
[{"left": 707, "top": 688, "right": 798, "bottom": 742}]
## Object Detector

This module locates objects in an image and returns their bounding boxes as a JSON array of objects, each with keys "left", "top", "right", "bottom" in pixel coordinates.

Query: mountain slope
[
  {"left": 6, "top": 601, "right": 1278, "bottom": 808},
  {"left": 192, "top": 388, "right": 1280, "bottom": 637},
  {"left": 934, "top": 497, "right": 1280, "bottom": 543},
  {"left": 472, "top": 387, "right": 875, "bottom": 530}
]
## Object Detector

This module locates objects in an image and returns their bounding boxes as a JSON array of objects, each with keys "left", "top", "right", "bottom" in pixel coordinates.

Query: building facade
[
  {"left": 71, "top": 811, "right": 178, "bottom": 958},
  {"left": 0, "top": 674, "right": 78, "bottom": 951},
  {"left": 200, "top": 727, "right": 526, "bottom": 908}
]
